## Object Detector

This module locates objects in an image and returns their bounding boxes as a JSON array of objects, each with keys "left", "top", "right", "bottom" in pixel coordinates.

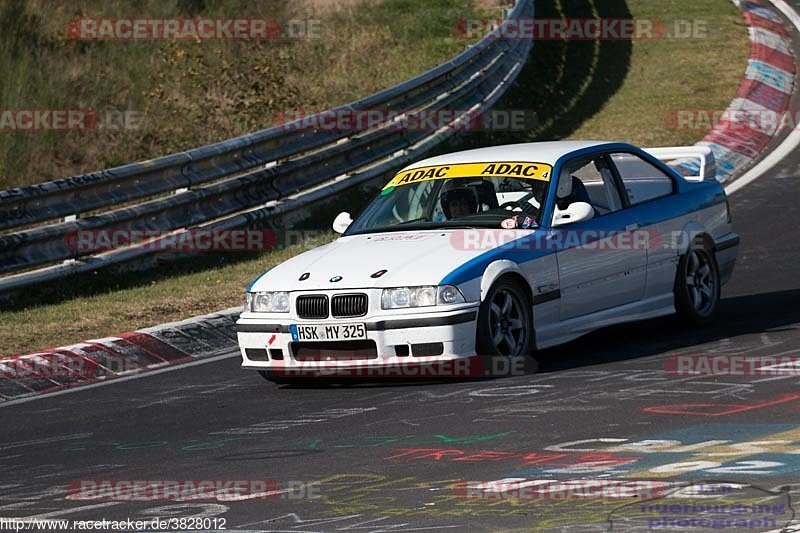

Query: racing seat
[
  {"left": 475, "top": 180, "right": 499, "bottom": 210},
  {"left": 556, "top": 176, "right": 592, "bottom": 210}
]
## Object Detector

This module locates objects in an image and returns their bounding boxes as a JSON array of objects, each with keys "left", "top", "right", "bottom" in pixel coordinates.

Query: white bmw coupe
[{"left": 236, "top": 141, "right": 738, "bottom": 381}]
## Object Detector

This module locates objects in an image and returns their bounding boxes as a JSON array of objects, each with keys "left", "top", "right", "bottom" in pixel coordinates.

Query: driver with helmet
[{"left": 440, "top": 187, "right": 479, "bottom": 219}]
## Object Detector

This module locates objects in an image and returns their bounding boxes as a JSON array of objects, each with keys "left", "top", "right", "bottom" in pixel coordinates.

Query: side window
[
  {"left": 559, "top": 156, "right": 623, "bottom": 216},
  {"left": 611, "top": 153, "right": 675, "bottom": 205}
]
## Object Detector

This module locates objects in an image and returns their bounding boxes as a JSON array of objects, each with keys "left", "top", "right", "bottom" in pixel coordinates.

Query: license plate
[{"left": 290, "top": 323, "right": 367, "bottom": 342}]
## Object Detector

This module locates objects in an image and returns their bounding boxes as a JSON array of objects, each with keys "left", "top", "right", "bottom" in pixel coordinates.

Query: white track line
[
  {"left": 725, "top": 0, "right": 800, "bottom": 195},
  {"left": 0, "top": 351, "right": 239, "bottom": 409}
]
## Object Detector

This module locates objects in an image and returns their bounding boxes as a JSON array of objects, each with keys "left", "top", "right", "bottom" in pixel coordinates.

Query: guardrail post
[{"left": 60, "top": 214, "right": 79, "bottom": 265}]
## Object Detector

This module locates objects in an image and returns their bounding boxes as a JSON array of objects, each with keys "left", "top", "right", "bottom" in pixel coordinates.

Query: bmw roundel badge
[{"left": 329, "top": 275, "right": 342, "bottom": 282}]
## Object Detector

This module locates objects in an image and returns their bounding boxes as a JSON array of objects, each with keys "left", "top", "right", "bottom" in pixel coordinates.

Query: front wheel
[
  {"left": 674, "top": 244, "right": 720, "bottom": 326},
  {"left": 476, "top": 278, "right": 535, "bottom": 362},
  {"left": 258, "top": 370, "right": 287, "bottom": 384},
  {"left": 258, "top": 370, "right": 317, "bottom": 386}
]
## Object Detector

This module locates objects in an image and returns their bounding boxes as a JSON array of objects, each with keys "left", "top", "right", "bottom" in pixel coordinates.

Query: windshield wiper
[
  {"left": 394, "top": 217, "right": 429, "bottom": 226},
  {"left": 350, "top": 218, "right": 529, "bottom": 236}
]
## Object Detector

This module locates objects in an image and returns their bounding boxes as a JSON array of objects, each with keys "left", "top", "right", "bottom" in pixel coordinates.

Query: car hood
[{"left": 249, "top": 229, "right": 535, "bottom": 292}]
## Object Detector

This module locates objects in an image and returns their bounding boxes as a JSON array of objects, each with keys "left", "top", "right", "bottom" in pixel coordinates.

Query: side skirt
[{"left": 534, "top": 294, "right": 675, "bottom": 350}]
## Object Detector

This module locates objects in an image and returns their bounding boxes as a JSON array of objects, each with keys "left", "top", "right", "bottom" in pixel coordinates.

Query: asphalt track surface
[{"left": 4, "top": 12, "right": 800, "bottom": 533}]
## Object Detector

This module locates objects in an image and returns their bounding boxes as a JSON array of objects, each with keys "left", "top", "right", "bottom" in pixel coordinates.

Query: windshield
[{"left": 346, "top": 162, "right": 552, "bottom": 235}]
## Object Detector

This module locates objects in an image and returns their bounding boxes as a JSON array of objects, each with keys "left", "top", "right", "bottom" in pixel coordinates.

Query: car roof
[{"left": 399, "top": 141, "right": 620, "bottom": 171}]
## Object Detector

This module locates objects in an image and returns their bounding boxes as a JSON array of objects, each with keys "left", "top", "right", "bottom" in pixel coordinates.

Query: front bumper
[{"left": 236, "top": 304, "right": 479, "bottom": 376}]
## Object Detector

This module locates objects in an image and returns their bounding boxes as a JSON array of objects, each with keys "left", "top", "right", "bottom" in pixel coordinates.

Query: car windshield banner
[{"left": 382, "top": 161, "right": 553, "bottom": 191}]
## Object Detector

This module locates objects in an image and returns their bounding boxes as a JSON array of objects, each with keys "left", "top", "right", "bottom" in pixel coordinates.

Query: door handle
[{"left": 625, "top": 223, "right": 640, "bottom": 231}]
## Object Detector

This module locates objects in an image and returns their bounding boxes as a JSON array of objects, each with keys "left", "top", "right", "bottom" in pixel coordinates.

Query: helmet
[{"left": 441, "top": 187, "right": 478, "bottom": 219}]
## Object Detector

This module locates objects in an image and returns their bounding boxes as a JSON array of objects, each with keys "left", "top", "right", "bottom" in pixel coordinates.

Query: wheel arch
[
  {"left": 677, "top": 221, "right": 715, "bottom": 255},
  {"left": 476, "top": 260, "right": 538, "bottom": 355},
  {"left": 479, "top": 260, "right": 533, "bottom": 304}
]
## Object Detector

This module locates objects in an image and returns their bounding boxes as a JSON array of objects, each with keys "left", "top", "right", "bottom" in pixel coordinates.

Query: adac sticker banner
[{"left": 382, "top": 162, "right": 553, "bottom": 191}]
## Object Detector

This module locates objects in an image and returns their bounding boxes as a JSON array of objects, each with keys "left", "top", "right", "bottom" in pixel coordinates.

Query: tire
[
  {"left": 674, "top": 241, "right": 721, "bottom": 326},
  {"left": 475, "top": 278, "right": 535, "bottom": 368},
  {"left": 258, "top": 370, "right": 285, "bottom": 384},
  {"left": 257, "top": 370, "right": 316, "bottom": 386}
]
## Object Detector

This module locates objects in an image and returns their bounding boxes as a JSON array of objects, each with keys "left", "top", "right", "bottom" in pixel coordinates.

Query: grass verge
[
  {"left": 0, "top": 0, "right": 493, "bottom": 188},
  {"left": 446, "top": 0, "right": 750, "bottom": 149},
  {"left": 563, "top": 0, "right": 750, "bottom": 146}
]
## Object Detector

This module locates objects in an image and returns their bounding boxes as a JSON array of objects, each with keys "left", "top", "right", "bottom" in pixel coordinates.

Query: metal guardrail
[{"left": 0, "top": 0, "right": 534, "bottom": 294}]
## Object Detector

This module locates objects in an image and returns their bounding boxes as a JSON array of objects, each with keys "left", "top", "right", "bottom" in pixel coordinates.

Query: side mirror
[
  {"left": 552, "top": 202, "right": 594, "bottom": 227},
  {"left": 332, "top": 211, "right": 353, "bottom": 234}
]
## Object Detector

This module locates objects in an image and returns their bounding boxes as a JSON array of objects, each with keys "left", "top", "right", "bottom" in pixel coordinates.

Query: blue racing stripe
[
  {"left": 440, "top": 234, "right": 555, "bottom": 286},
  {"left": 246, "top": 269, "right": 271, "bottom": 292}
]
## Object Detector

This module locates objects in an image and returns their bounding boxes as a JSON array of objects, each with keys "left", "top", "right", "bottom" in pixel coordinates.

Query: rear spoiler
[{"left": 643, "top": 146, "right": 716, "bottom": 182}]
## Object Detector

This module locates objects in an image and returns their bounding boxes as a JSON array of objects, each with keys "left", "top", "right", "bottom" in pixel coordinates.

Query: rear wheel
[
  {"left": 476, "top": 278, "right": 535, "bottom": 372},
  {"left": 674, "top": 242, "right": 720, "bottom": 326}
]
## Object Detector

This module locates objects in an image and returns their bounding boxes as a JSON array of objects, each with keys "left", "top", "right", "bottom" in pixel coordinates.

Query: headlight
[
  {"left": 381, "top": 285, "right": 465, "bottom": 309},
  {"left": 246, "top": 291, "right": 290, "bottom": 313},
  {"left": 438, "top": 285, "right": 465, "bottom": 304}
]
